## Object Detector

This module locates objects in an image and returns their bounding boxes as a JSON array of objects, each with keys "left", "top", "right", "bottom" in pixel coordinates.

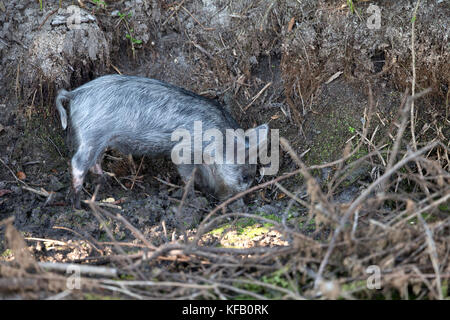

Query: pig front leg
[
  {"left": 176, "top": 164, "right": 197, "bottom": 199},
  {"left": 70, "top": 166, "right": 86, "bottom": 210}
]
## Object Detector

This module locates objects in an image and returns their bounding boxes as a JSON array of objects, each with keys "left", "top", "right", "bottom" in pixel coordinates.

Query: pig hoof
[
  {"left": 228, "top": 198, "right": 248, "bottom": 212},
  {"left": 94, "top": 174, "right": 106, "bottom": 186},
  {"left": 72, "top": 197, "right": 82, "bottom": 210},
  {"left": 94, "top": 174, "right": 112, "bottom": 190},
  {"left": 68, "top": 190, "right": 82, "bottom": 210}
]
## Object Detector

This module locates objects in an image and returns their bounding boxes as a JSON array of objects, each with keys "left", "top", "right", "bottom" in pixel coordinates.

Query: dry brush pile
[{"left": 1, "top": 84, "right": 449, "bottom": 299}]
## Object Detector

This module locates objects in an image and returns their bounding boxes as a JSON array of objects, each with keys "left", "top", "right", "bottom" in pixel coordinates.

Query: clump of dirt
[
  {"left": 1, "top": 2, "right": 110, "bottom": 101},
  {"left": 24, "top": 7, "right": 109, "bottom": 89}
]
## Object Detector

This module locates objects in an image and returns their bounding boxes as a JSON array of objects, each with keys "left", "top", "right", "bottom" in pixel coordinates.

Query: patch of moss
[
  {"left": 341, "top": 280, "right": 367, "bottom": 293},
  {"left": 348, "top": 145, "right": 369, "bottom": 162},
  {"left": 438, "top": 204, "right": 449, "bottom": 213},
  {"left": 298, "top": 217, "right": 316, "bottom": 232},
  {"left": 1, "top": 249, "right": 12, "bottom": 258},
  {"left": 98, "top": 231, "right": 109, "bottom": 242},
  {"left": 209, "top": 224, "right": 230, "bottom": 236},
  {"left": 238, "top": 225, "right": 270, "bottom": 238},
  {"left": 442, "top": 279, "right": 448, "bottom": 298},
  {"left": 261, "top": 268, "right": 290, "bottom": 289},
  {"left": 233, "top": 268, "right": 292, "bottom": 300},
  {"left": 209, "top": 222, "right": 269, "bottom": 238},
  {"left": 207, "top": 212, "right": 284, "bottom": 248},
  {"left": 254, "top": 212, "right": 282, "bottom": 223},
  {"left": 209, "top": 211, "right": 282, "bottom": 237},
  {"left": 118, "top": 274, "right": 135, "bottom": 280},
  {"left": 305, "top": 110, "right": 362, "bottom": 166},
  {"left": 233, "top": 269, "right": 292, "bottom": 299}
]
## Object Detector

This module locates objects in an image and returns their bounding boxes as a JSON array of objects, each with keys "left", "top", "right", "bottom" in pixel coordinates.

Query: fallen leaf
[
  {"left": 260, "top": 191, "right": 269, "bottom": 202},
  {"left": 17, "top": 171, "right": 26, "bottom": 180},
  {"left": 288, "top": 17, "right": 295, "bottom": 32},
  {"left": 113, "top": 198, "right": 127, "bottom": 205},
  {"left": 102, "top": 197, "right": 116, "bottom": 203},
  {"left": 325, "top": 71, "right": 343, "bottom": 84},
  {"left": 271, "top": 114, "right": 280, "bottom": 120}
]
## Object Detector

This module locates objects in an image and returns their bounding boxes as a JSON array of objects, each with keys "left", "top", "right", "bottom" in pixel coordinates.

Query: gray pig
[{"left": 55, "top": 75, "right": 268, "bottom": 208}]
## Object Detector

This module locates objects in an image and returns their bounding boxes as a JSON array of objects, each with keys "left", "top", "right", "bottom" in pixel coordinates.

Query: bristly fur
[{"left": 56, "top": 74, "right": 267, "bottom": 204}]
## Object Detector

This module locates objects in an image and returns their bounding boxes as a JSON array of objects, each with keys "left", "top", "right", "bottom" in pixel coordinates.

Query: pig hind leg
[
  {"left": 89, "top": 159, "right": 103, "bottom": 175},
  {"left": 176, "top": 164, "right": 199, "bottom": 198}
]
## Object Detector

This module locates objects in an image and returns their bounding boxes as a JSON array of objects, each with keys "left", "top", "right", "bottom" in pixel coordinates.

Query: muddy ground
[{"left": 0, "top": 0, "right": 449, "bottom": 299}]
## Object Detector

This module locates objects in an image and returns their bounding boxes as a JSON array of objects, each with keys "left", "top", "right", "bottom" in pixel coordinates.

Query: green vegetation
[
  {"left": 261, "top": 268, "right": 290, "bottom": 289},
  {"left": 1, "top": 249, "right": 12, "bottom": 258},
  {"left": 208, "top": 212, "right": 287, "bottom": 248},
  {"left": 118, "top": 274, "right": 135, "bottom": 280},
  {"left": 116, "top": 11, "right": 142, "bottom": 58},
  {"left": 126, "top": 30, "right": 143, "bottom": 45},
  {"left": 209, "top": 213, "right": 279, "bottom": 237},
  {"left": 92, "top": 0, "right": 107, "bottom": 9},
  {"left": 442, "top": 280, "right": 448, "bottom": 298},
  {"left": 408, "top": 212, "right": 440, "bottom": 225},
  {"left": 305, "top": 110, "right": 362, "bottom": 165},
  {"left": 298, "top": 217, "right": 316, "bottom": 232},
  {"left": 347, "top": 0, "right": 355, "bottom": 14},
  {"left": 234, "top": 268, "right": 293, "bottom": 299},
  {"left": 209, "top": 222, "right": 271, "bottom": 237}
]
